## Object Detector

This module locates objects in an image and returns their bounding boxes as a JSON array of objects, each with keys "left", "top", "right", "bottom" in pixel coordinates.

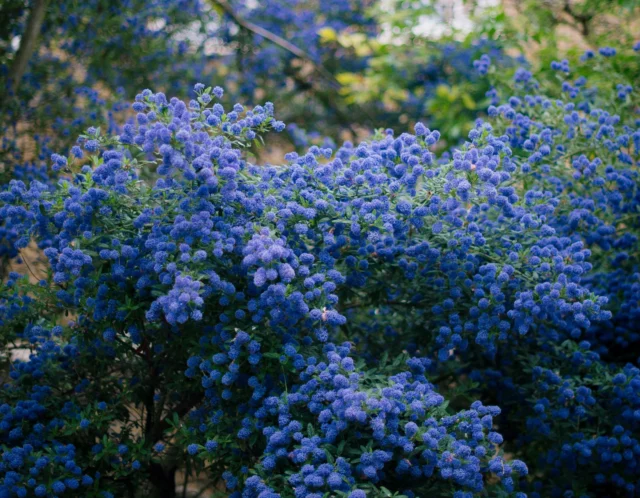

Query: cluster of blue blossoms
[{"left": 0, "top": 42, "right": 639, "bottom": 498}]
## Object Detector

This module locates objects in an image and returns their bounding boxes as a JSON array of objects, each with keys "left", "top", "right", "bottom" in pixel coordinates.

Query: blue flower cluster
[
  {"left": 241, "top": 343, "right": 527, "bottom": 497},
  {"left": 461, "top": 43, "right": 640, "bottom": 496},
  {"left": 0, "top": 38, "right": 638, "bottom": 498},
  {"left": 0, "top": 81, "right": 541, "bottom": 496}
]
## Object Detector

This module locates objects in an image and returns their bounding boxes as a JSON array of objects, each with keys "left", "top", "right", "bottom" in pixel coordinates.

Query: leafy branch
[{"left": 209, "top": 0, "right": 340, "bottom": 89}]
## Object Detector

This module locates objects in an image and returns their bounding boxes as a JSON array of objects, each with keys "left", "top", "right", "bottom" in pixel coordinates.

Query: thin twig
[
  {"left": 17, "top": 249, "right": 40, "bottom": 281},
  {"left": 182, "top": 463, "right": 189, "bottom": 498}
]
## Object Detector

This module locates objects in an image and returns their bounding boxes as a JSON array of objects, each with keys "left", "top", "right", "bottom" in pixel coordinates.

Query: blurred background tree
[{"left": 1, "top": 0, "right": 639, "bottom": 162}]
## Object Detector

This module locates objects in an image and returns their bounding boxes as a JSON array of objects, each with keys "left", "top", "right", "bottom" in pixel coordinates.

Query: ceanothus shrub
[
  {"left": 0, "top": 57, "right": 629, "bottom": 497},
  {"left": 0, "top": 82, "right": 544, "bottom": 497},
  {"left": 458, "top": 47, "right": 640, "bottom": 497}
]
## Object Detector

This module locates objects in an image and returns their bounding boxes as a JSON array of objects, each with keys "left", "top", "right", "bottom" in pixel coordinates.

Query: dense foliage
[{"left": 1, "top": 1, "right": 640, "bottom": 497}]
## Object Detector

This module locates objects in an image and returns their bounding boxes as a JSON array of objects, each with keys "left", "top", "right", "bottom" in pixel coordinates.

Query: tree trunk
[
  {"left": 7, "top": 0, "right": 48, "bottom": 93},
  {"left": 149, "top": 463, "right": 177, "bottom": 498}
]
